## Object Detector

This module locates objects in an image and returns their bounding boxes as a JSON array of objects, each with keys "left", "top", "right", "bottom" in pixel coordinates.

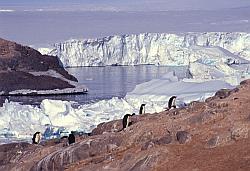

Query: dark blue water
[{"left": 7, "top": 65, "right": 189, "bottom": 105}]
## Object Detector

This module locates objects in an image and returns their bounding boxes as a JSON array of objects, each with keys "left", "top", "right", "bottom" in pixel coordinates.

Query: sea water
[{"left": 6, "top": 65, "right": 189, "bottom": 105}]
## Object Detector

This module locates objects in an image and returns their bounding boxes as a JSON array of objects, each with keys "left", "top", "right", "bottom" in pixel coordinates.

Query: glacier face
[{"left": 45, "top": 32, "right": 250, "bottom": 67}]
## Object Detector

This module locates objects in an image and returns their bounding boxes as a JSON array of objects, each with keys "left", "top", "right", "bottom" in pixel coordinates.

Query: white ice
[
  {"left": 0, "top": 71, "right": 238, "bottom": 143},
  {"left": 40, "top": 32, "right": 250, "bottom": 67}
]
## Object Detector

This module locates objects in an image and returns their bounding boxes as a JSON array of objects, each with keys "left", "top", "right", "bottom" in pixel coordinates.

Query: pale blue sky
[{"left": 1, "top": 0, "right": 250, "bottom": 45}]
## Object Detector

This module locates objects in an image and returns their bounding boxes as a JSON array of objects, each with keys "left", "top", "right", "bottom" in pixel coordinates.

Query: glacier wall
[{"left": 46, "top": 32, "right": 250, "bottom": 67}]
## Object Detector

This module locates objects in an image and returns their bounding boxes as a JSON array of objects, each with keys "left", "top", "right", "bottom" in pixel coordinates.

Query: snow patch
[
  {"left": 0, "top": 9, "right": 15, "bottom": 12},
  {"left": 37, "top": 47, "right": 54, "bottom": 55}
]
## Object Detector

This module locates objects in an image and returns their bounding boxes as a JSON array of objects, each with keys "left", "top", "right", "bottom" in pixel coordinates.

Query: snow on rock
[
  {"left": 43, "top": 32, "right": 250, "bottom": 67},
  {"left": 37, "top": 47, "right": 54, "bottom": 55}
]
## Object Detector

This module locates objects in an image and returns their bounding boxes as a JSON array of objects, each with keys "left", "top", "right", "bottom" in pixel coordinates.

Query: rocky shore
[
  {"left": 0, "top": 38, "right": 87, "bottom": 99},
  {"left": 0, "top": 79, "right": 249, "bottom": 171}
]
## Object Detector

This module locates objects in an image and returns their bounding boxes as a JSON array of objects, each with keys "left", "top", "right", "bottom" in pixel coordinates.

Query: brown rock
[
  {"left": 215, "top": 89, "right": 233, "bottom": 99},
  {"left": 129, "top": 154, "right": 158, "bottom": 171},
  {"left": 141, "top": 141, "right": 155, "bottom": 150},
  {"left": 230, "top": 126, "right": 249, "bottom": 141},
  {"left": 136, "top": 131, "right": 154, "bottom": 143},
  {"left": 154, "top": 134, "right": 172, "bottom": 145},
  {"left": 176, "top": 131, "right": 191, "bottom": 144},
  {"left": 206, "top": 136, "right": 220, "bottom": 148}
]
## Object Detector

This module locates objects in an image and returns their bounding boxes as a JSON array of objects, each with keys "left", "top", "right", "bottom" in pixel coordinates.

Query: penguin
[
  {"left": 68, "top": 132, "right": 75, "bottom": 145},
  {"left": 139, "top": 104, "right": 146, "bottom": 114},
  {"left": 168, "top": 96, "right": 177, "bottom": 109},
  {"left": 32, "top": 132, "right": 42, "bottom": 144},
  {"left": 122, "top": 113, "right": 135, "bottom": 130}
]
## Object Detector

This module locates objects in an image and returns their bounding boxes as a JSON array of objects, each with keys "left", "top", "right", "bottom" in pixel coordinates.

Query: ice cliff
[{"left": 44, "top": 32, "right": 250, "bottom": 67}]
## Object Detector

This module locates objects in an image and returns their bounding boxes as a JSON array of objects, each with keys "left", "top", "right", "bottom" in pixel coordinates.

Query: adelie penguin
[
  {"left": 139, "top": 104, "right": 146, "bottom": 114},
  {"left": 68, "top": 132, "right": 76, "bottom": 145},
  {"left": 122, "top": 113, "right": 135, "bottom": 130},
  {"left": 32, "top": 132, "right": 42, "bottom": 144},
  {"left": 168, "top": 96, "right": 177, "bottom": 109}
]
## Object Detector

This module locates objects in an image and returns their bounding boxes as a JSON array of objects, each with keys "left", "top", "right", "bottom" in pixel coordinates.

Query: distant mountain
[{"left": 1, "top": 0, "right": 250, "bottom": 11}]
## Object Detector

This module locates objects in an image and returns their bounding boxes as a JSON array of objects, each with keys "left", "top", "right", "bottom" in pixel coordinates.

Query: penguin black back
[
  {"left": 68, "top": 133, "right": 75, "bottom": 145},
  {"left": 168, "top": 96, "right": 177, "bottom": 109},
  {"left": 32, "top": 132, "right": 41, "bottom": 144},
  {"left": 122, "top": 113, "right": 135, "bottom": 130},
  {"left": 122, "top": 114, "right": 131, "bottom": 129},
  {"left": 139, "top": 104, "right": 146, "bottom": 114}
]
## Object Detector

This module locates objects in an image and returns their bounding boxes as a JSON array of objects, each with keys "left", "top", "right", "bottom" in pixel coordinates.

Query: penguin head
[{"left": 171, "top": 96, "right": 177, "bottom": 99}]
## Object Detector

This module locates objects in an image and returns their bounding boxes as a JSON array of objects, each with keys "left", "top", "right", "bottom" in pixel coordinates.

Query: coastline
[{"left": 0, "top": 86, "right": 88, "bottom": 96}]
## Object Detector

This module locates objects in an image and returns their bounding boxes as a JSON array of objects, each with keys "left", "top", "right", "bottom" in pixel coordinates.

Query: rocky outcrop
[
  {"left": 0, "top": 71, "right": 74, "bottom": 92},
  {"left": 1, "top": 79, "right": 250, "bottom": 171},
  {"left": 0, "top": 38, "right": 84, "bottom": 95}
]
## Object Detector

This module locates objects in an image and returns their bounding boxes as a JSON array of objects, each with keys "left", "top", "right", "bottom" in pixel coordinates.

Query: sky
[
  {"left": 1, "top": 0, "right": 250, "bottom": 11},
  {"left": 0, "top": 0, "right": 250, "bottom": 46}
]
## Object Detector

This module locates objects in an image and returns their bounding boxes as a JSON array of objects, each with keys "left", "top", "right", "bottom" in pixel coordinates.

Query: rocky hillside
[
  {"left": 0, "top": 79, "right": 250, "bottom": 171},
  {"left": 0, "top": 38, "right": 81, "bottom": 95}
]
